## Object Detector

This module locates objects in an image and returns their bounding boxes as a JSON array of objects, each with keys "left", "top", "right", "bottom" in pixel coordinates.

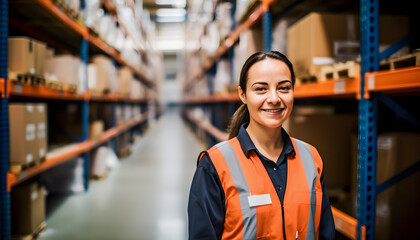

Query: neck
[{"left": 246, "top": 121, "right": 284, "bottom": 158}]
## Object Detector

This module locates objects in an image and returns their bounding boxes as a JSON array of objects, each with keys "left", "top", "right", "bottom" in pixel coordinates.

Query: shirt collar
[{"left": 236, "top": 123, "right": 295, "bottom": 159}]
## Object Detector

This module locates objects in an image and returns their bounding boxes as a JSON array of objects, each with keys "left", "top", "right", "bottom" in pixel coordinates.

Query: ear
[{"left": 238, "top": 86, "right": 246, "bottom": 104}]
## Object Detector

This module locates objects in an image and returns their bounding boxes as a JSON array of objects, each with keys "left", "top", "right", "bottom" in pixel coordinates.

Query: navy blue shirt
[{"left": 188, "top": 124, "right": 335, "bottom": 240}]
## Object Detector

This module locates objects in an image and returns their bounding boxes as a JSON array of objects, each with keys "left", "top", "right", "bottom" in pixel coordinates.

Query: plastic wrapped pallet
[
  {"left": 45, "top": 54, "right": 82, "bottom": 91},
  {"left": 39, "top": 157, "right": 84, "bottom": 194},
  {"left": 87, "top": 63, "right": 97, "bottom": 93}
]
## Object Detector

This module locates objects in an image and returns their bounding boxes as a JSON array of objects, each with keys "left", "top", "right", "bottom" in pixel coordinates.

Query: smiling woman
[{"left": 188, "top": 51, "right": 336, "bottom": 240}]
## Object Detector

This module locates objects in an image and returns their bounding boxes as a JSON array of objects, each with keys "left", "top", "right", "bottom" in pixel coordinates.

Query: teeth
[{"left": 264, "top": 109, "right": 281, "bottom": 113}]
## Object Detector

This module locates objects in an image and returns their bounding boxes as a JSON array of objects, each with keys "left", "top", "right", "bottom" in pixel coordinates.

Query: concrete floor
[{"left": 40, "top": 107, "right": 204, "bottom": 240}]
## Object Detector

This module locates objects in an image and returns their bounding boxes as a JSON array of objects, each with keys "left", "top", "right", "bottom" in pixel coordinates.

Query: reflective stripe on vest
[{"left": 206, "top": 137, "right": 322, "bottom": 240}]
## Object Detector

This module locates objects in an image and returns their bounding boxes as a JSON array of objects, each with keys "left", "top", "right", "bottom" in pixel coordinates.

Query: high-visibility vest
[{"left": 201, "top": 137, "right": 323, "bottom": 240}]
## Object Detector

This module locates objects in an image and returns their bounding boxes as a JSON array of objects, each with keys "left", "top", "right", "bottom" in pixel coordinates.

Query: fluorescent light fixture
[
  {"left": 157, "top": 40, "right": 185, "bottom": 51},
  {"left": 156, "top": 8, "right": 186, "bottom": 17},
  {"left": 156, "top": 16, "right": 185, "bottom": 23},
  {"left": 156, "top": 0, "right": 186, "bottom": 8}
]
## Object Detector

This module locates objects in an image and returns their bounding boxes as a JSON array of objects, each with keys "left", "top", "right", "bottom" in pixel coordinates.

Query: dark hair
[{"left": 227, "top": 51, "right": 295, "bottom": 139}]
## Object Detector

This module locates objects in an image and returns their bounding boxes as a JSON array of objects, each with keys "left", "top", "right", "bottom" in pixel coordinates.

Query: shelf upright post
[
  {"left": 358, "top": 0, "right": 379, "bottom": 239},
  {"left": 80, "top": 0, "right": 90, "bottom": 191},
  {"left": 228, "top": 0, "right": 237, "bottom": 120},
  {"left": 0, "top": 0, "right": 10, "bottom": 238},
  {"left": 262, "top": 7, "right": 272, "bottom": 52}
]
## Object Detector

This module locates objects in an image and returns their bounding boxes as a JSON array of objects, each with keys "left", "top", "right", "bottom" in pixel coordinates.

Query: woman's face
[{"left": 239, "top": 58, "right": 294, "bottom": 130}]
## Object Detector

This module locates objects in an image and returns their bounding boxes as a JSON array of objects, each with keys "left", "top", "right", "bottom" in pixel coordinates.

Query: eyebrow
[{"left": 251, "top": 80, "right": 292, "bottom": 87}]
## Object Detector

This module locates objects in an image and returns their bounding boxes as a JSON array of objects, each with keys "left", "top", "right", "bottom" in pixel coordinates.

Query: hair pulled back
[{"left": 227, "top": 51, "right": 295, "bottom": 139}]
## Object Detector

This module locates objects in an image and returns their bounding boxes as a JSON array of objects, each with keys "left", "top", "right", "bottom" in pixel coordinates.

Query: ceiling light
[
  {"left": 156, "top": 0, "right": 186, "bottom": 8},
  {"left": 156, "top": 8, "right": 186, "bottom": 17}
]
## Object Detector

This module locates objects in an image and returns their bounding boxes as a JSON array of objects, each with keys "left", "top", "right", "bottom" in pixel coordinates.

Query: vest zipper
[{"left": 282, "top": 203, "right": 286, "bottom": 240}]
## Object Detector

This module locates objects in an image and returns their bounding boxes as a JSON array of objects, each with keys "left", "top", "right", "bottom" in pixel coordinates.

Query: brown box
[
  {"left": 287, "top": 13, "right": 409, "bottom": 80},
  {"left": 11, "top": 182, "right": 45, "bottom": 235},
  {"left": 9, "top": 104, "right": 38, "bottom": 165},
  {"left": 284, "top": 109, "right": 357, "bottom": 190},
  {"left": 8, "top": 37, "right": 36, "bottom": 75},
  {"left": 89, "top": 120, "right": 104, "bottom": 140},
  {"left": 34, "top": 40, "right": 46, "bottom": 76},
  {"left": 117, "top": 67, "right": 133, "bottom": 97},
  {"left": 33, "top": 104, "right": 47, "bottom": 161}
]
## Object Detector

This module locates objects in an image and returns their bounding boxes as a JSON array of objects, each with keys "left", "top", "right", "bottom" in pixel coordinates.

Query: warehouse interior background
[{"left": 1, "top": 0, "right": 419, "bottom": 239}]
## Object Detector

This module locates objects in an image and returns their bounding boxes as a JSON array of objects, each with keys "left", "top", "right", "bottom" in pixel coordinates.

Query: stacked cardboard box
[
  {"left": 9, "top": 104, "right": 48, "bottom": 167},
  {"left": 287, "top": 12, "right": 409, "bottom": 83},
  {"left": 91, "top": 55, "right": 117, "bottom": 95},
  {"left": 351, "top": 132, "right": 420, "bottom": 239},
  {"left": 8, "top": 37, "right": 47, "bottom": 77},
  {"left": 45, "top": 54, "right": 84, "bottom": 93},
  {"left": 11, "top": 182, "right": 45, "bottom": 236},
  {"left": 117, "top": 67, "right": 133, "bottom": 98},
  {"left": 284, "top": 108, "right": 357, "bottom": 196}
]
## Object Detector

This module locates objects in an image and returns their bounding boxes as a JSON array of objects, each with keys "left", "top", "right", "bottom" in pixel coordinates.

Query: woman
[{"left": 188, "top": 51, "right": 335, "bottom": 240}]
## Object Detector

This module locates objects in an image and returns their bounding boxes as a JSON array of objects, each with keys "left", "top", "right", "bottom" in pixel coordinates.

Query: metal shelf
[
  {"left": 183, "top": 93, "right": 240, "bottom": 104},
  {"left": 294, "top": 77, "right": 361, "bottom": 99},
  {"left": 183, "top": 110, "right": 228, "bottom": 143},
  {"left": 10, "top": 0, "right": 155, "bottom": 89},
  {"left": 6, "top": 111, "right": 150, "bottom": 190},
  {"left": 364, "top": 66, "right": 420, "bottom": 98}
]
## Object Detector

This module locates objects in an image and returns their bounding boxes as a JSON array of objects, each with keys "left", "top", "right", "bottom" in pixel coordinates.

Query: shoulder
[{"left": 291, "top": 137, "right": 323, "bottom": 166}]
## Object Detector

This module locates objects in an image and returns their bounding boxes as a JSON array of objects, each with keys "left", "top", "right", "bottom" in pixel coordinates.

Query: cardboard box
[
  {"left": 287, "top": 13, "right": 409, "bottom": 80},
  {"left": 11, "top": 182, "right": 45, "bottom": 235},
  {"left": 8, "top": 37, "right": 36, "bottom": 75},
  {"left": 351, "top": 132, "right": 420, "bottom": 239},
  {"left": 90, "top": 120, "right": 104, "bottom": 140},
  {"left": 9, "top": 104, "right": 38, "bottom": 165},
  {"left": 34, "top": 40, "right": 46, "bottom": 76},
  {"left": 117, "top": 67, "right": 133, "bottom": 97},
  {"left": 92, "top": 55, "right": 117, "bottom": 94},
  {"left": 284, "top": 109, "right": 357, "bottom": 190},
  {"left": 45, "top": 54, "right": 80, "bottom": 86},
  {"left": 33, "top": 104, "right": 47, "bottom": 160}
]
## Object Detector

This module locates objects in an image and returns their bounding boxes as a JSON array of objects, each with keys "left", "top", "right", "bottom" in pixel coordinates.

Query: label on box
[
  {"left": 26, "top": 124, "right": 36, "bottom": 141},
  {"left": 334, "top": 80, "right": 346, "bottom": 94},
  {"left": 378, "top": 137, "right": 393, "bottom": 150},
  {"left": 38, "top": 123, "right": 46, "bottom": 138},
  {"left": 26, "top": 154, "right": 33, "bottom": 163},
  {"left": 368, "top": 75, "right": 375, "bottom": 90},
  {"left": 26, "top": 104, "right": 34, "bottom": 112},
  {"left": 37, "top": 104, "right": 45, "bottom": 113},
  {"left": 39, "top": 148, "right": 45, "bottom": 158},
  {"left": 14, "top": 85, "right": 22, "bottom": 93},
  {"left": 31, "top": 190, "right": 38, "bottom": 201}
]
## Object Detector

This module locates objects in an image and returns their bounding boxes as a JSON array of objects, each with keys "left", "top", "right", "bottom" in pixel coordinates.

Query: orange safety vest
[{"left": 201, "top": 137, "right": 323, "bottom": 240}]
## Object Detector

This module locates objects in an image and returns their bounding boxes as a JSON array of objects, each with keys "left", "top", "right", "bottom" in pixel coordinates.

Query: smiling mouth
[{"left": 263, "top": 109, "right": 283, "bottom": 113}]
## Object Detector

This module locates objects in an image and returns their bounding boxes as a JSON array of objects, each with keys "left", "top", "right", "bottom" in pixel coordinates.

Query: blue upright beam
[
  {"left": 262, "top": 9, "right": 272, "bottom": 52},
  {"left": 0, "top": 0, "right": 10, "bottom": 238},
  {"left": 359, "top": 0, "right": 379, "bottom": 239},
  {"left": 379, "top": 35, "right": 413, "bottom": 62},
  {"left": 80, "top": 38, "right": 90, "bottom": 191},
  {"left": 376, "top": 92, "right": 419, "bottom": 127}
]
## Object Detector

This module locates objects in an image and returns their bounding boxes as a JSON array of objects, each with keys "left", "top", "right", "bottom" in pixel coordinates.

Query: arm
[
  {"left": 319, "top": 171, "right": 336, "bottom": 240},
  {"left": 188, "top": 153, "right": 225, "bottom": 240}
]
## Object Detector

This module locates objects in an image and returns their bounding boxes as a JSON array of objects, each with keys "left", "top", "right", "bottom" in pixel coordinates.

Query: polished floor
[{"left": 40, "top": 108, "right": 204, "bottom": 240}]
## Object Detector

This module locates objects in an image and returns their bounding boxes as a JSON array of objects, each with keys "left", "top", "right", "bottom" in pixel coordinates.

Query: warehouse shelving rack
[
  {"left": 182, "top": 0, "right": 419, "bottom": 239},
  {"left": 0, "top": 0, "right": 160, "bottom": 238}
]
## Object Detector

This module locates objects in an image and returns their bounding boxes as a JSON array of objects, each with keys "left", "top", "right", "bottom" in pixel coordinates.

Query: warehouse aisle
[{"left": 40, "top": 107, "right": 204, "bottom": 240}]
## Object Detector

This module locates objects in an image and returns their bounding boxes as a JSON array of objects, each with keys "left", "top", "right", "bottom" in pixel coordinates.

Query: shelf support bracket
[
  {"left": 376, "top": 92, "right": 420, "bottom": 128},
  {"left": 376, "top": 161, "right": 420, "bottom": 195},
  {"left": 379, "top": 34, "right": 413, "bottom": 62}
]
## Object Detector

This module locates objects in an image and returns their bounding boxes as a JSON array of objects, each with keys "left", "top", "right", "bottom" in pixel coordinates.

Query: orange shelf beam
[
  {"left": 184, "top": 111, "right": 228, "bottom": 142},
  {"left": 294, "top": 77, "right": 360, "bottom": 99},
  {"left": 364, "top": 66, "right": 420, "bottom": 98},
  {"left": 7, "top": 111, "right": 151, "bottom": 190},
  {"left": 9, "top": 82, "right": 85, "bottom": 100},
  {"left": 331, "top": 206, "right": 366, "bottom": 240},
  {"left": 183, "top": 93, "right": 240, "bottom": 104},
  {"left": 35, "top": 0, "right": 88, "bottom": 38}
]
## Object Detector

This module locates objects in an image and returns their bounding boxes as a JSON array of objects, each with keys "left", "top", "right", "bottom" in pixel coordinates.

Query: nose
[{"left": 267, "top": 89, "right": 280, "bottom": 105}]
